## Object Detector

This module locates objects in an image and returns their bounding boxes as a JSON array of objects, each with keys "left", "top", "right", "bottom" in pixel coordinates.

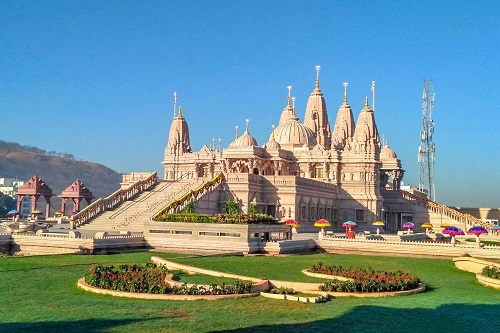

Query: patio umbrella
[
  {"left": 467, "top": 226, "right": 488, "bottom": 248},
  {"left": 6, "top": 209, "right": 19, "bottom": 216},
  {"left": 54, "top": 210, "right": 63, "bottom": 216},
  {"left": 442, "top": 226, "right": 465, "bottom": 245},
  {"left": 342, "top": 221, "right": 358, "bottom": 237},
  {"left": 32, "top": 210, "right": 42, "bottom": 214},
  {"left": 403, "top": 222, "right": 415, "bottom": 229},
  {"left": 70, "top": 211, "right": 79, "bottom": 216},
  {"left": 314, "top": 219, "right": 331, "bottom": 236},
  {"left": 492, "top": 225, "right": 500, "bottom": 235},
  {"left": 372, "top": 221, "right": 385, "bottom": 235},
  {"left": 421, "top": 222, "right": 433, "bottom": 234},
  {"left": 284, "top": 219, "right": 299, "bottom": 228},
  {"left": 440, "top": 223, "right": 450, "bottom": 228}
]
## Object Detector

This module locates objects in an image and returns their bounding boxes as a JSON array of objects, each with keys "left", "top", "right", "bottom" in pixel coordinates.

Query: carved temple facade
[{"left": 162, "top": 68, "right": 405, "bottom": 231}]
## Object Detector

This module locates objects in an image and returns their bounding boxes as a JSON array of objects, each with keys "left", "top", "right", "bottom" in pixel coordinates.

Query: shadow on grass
[
  {"left": 209, "top": 303, "right": 500, "bottom": 333},
  {"left": 0, "top": 317, "right": 161, "bottom": 333}
]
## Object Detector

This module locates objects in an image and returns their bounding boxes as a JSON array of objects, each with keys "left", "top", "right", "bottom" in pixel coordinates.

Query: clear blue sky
[{"left": 1, "top": 1, "right": 499, "bottom": 208}]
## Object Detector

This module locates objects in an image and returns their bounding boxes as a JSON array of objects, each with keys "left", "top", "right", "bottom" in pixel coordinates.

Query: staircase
[
  {"left": 399, "top": 190, "right": 492, "bottom": 230},
  {"left": 78, "top": 180, "right": 196, "bottom": 232}
]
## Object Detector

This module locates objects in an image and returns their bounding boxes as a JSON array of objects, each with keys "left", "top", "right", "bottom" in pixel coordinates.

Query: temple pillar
[
  {"left": 61, "top": 198, "right": 69, "bottom": 215},
  {"left": 73, "top": 197, "right": 82, "bottom": 212},
  {"left": 44, "top": 195, "right": 51, "bottom": 218},
  {"left": 16, "top": 195, "right": 25, "bottom": 212},
  {"left": 31, "top": 194, "right": 40, "bottom": 212}
]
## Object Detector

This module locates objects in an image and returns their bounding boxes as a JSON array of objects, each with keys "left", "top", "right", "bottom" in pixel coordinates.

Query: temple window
[
  {"left": 355, "top": 209, "right": 364, "bottom": 222},
  {"left": 202, "top": 167, "right": 210, "bottom": 178},
  {"left": 314, "top": 167, "right": 323, "bottom": 179}
]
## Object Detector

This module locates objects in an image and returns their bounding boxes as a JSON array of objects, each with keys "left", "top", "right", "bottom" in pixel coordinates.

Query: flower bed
[
  {"left": 309, "top": 261, "right": 421, "bottom": 293},
  {"left": 156, "top": 213, "right": 278, "bottom": 224},
  {"left": 84, "top": 263, "right": 253, "bottom": 295}
]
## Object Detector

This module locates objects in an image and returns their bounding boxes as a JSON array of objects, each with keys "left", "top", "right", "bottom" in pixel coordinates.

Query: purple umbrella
[
  {"left": 442, "top": 226, "right": 465, "bottom": 246},
  {"left": 403, "top": 222, "right": 415, "bottom": 229},
  {"left": 468, "top": 226, "right": 488, "bottom": 248}
]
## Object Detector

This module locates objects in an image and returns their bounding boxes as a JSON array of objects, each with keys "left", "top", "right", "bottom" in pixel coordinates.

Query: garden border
[{"left": 77, "top": 278, "right": 260, "bottom": 301}]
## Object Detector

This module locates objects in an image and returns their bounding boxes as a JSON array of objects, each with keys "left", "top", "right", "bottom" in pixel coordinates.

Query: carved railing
[
  {"left": 399, "top": 190, "right": 490, "bottom": 230},
  {"left": 153, "top": 173, "right": 223, "bottom": 220},
  {"left": 73, "top": 172, "right": 158, "bottom": 227}
]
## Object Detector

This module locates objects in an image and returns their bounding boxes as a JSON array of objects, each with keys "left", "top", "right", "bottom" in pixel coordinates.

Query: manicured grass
[
  {"left": 170, "top": 270, "right": 243, "bottom": 285},
  {"left": 0, "top": 252, "right": 498, "bottom": 333}
]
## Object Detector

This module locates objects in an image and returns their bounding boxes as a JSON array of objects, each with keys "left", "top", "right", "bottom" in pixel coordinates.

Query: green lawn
[{"left": 0, "top": 252, "right": 498, "bottom": 333}]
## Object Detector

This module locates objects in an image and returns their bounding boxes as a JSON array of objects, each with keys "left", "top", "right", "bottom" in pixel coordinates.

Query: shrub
[
  {"left": 269, "top": 287, "right": 297, "bottom": 295},
  {"left": 158, "top": 213, "right": 278, "bottom": 224},
  {"left": 482, "top": 266, "right": 500, "bottom": 279},
  {"left": 310, "top": 261, "right": 421, "bottom": 293},
  {"left": 223, "top": 200, "right": 240, "bottom": 215}
]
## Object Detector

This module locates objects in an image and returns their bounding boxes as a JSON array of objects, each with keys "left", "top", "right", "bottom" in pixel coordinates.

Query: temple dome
[
  {"left": 381, "top": 143, "right": 398, "bottom": 159},
  {"left": 263, "top": 134, "right": 281, "bottom": 150},
  {"left": 229, "top": 129, "right": 258, "bottom": 148},
  {"left": 273, "top": 115, "right": 317, "bottom": 149}
]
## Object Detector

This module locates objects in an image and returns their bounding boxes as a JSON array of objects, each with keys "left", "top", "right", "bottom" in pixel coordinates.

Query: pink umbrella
[
  {"left": 442, "top": 226, "right": 465, "bottom": 246},
  {"left": 467, "top": 226, "right": 488, "bottom": 248}
]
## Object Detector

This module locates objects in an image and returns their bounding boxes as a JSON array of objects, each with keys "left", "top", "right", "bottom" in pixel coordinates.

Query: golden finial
[
  {"left": 245, "top": 119, "right": 249, "bottom": 133},
  {"left": 343, "top": 82, "right": 348, "bottom": 103},
  {"left": 365, "top": 97, "right": 369, "bottom": 108},
  {"left": 315, "top": 65, "right": 321, "bottom": 89},
  {"left": 287, "top": 86, "right": 292, "bottom": 106},
  {"left": 271, "top": 125, "right": 275, "bottom": 139},
  {"left": 179, "top": 106, "right": 183, "bottom": 116},
  {"left": 292, "top": 96, "right": 296, "bottom": 115}
]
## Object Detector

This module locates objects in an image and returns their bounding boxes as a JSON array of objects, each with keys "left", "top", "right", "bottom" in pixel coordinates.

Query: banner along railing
[{"left": 153, "top": 173, "right": 223, "bottom": 220}]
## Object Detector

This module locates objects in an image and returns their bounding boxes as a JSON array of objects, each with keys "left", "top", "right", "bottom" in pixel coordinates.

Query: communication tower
[{"left": 418, "top": 80, "right": 436, "bottom": 201}]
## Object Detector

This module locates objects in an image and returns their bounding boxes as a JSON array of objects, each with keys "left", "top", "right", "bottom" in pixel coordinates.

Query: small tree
[
  {"left": 223, "top": 200, "right": 240, "bottom": 215},
  {"left": 183, "top": 201, "right": 197, "bottom": 214},
  {"left": 248, "top": 203, "right": 259, "bottom": 215}
]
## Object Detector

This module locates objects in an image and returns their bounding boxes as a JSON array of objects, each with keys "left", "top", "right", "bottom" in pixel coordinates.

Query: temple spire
[
  {"left": 245, "top": 119, "right": 249, "bottom": 133},
  {"left": 235, "top": 125, "right": 239, "bottom": 139},
  {"left": 343, "top": 82, "right": 348, "bottom": 103},
  {"left": 292, "top": 97, "right": 296, "bottom": 115},
  {"left": 178, "top": 106, "right": 183, "bottom": 116},
  {"left": 271, "top": 124, "right": 275, "bottom": 139},
  {"left": 287, "top": 86, "right": 292, "bottom": 106},
  {"left": 315, "top": 65, "right": 321, "bottom": 89},
  {"left": 365, "top": 97, "right": 369, "bottom": 108}
]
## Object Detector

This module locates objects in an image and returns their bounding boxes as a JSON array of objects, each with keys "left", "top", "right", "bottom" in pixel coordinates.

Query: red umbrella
[{"left": 284, "top": 219, "right": 299, "bottom": 228}]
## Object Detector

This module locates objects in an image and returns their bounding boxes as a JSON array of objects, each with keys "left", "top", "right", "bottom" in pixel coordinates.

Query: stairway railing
[
  {"left": 153, "top": 173, "right": 223, "bottom": 220},
  {"left": 399, "top": 190, "right": 490, "bottom": 229},
  {"left": 73, "top": 172, "right": 158, "bottom": 227}
]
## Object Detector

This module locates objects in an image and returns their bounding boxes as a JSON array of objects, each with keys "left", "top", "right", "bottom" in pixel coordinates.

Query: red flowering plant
[
  {"left": 84, "top": 263, "right": 253, "bottom": 295},
  {"left": 310, "top": 261, "right": 421, "bottom": 292}
]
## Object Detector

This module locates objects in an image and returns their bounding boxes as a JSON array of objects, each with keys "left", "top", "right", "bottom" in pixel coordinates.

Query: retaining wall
[{"left": 318, "top": 238, "right": 500, "bottom": 259}]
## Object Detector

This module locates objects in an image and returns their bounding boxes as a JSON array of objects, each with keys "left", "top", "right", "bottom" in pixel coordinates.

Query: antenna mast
[{"left": 418, "top": 80, "right": 436, "bottom": 201}]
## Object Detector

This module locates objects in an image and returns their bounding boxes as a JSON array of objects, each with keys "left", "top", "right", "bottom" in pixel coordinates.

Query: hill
[{"left": 0, "top": 140, "right": 123, "bottom": 210}]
